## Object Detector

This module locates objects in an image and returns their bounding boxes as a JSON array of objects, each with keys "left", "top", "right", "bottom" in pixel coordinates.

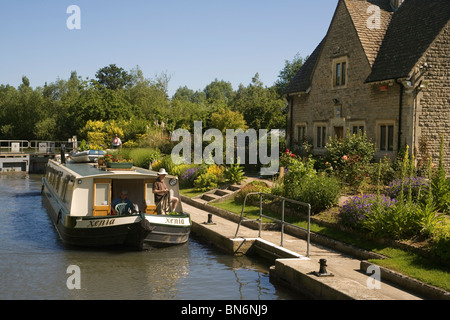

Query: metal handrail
[
  {"left": 0, "top": 140, "right": 75, "bottom": 153},
  {"left": 234, "top": 192, "right": 311, "bottom": 257}
]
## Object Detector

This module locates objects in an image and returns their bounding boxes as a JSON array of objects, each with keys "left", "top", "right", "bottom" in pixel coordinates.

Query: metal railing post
[
  {"left": 281, "top": 199, "right": 285, "bottom": 247},
  {"left": 307, "top": 204, "right": 311, "bottom": 258},
  {"left": 258, "top": 193, "right": 262, "bottom": 238}
]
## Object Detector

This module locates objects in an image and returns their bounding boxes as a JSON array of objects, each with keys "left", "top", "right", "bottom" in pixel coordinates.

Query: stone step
[
  {"left": 227, "top": 185, "right": 241, "bottom": 192},
  {"left": 215, "top": 189, "right": 232, "bottom": 197},
  {"left": 201, "top": 193, "right": 221, "bottom": 202}
]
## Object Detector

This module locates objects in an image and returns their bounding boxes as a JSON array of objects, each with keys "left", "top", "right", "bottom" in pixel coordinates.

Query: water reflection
[{"left": 0, "top": 174, "right": 301, "bottom": 300}]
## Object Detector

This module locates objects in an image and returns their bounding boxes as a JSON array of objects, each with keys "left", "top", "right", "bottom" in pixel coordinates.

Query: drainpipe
[
  {"left": 397, "top": 79, "right": 414, "bottom": 152},
  {"left": 398, "top": 84, "right": 403, "bottom": 151},
  {"left": 288, "top": 96, "right": 294, "bottom": 148}
]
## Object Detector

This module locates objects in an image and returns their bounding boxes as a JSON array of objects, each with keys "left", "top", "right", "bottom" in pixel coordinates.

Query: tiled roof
[
  {"left": 366, "top": 0, "right": 450, "bottom": 83},
  {"left": 344, "top": 0, "right": 393, "bottom": 66}
]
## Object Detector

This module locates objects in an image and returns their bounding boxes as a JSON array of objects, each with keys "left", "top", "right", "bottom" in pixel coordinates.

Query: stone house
[{"left": 284, "top": 0, "right": 450, "bottom": 172}]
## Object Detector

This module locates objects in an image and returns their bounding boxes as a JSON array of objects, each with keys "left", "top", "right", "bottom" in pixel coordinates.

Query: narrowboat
[{"left": 41, "top": 158, "right": 191, "bottom": 250}]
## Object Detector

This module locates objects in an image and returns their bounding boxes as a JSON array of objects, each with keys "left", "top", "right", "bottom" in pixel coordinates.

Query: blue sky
[{"left": 0, "top": 1, "right": 337, "bottom": 96}]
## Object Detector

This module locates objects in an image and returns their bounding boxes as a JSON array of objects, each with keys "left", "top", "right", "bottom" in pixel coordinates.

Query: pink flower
[
  {"left": 291, "top": 154, "right": 295, "bottom": 158},
  {"left": 342, "top": 155, "right": 348, "bottom": 161}
]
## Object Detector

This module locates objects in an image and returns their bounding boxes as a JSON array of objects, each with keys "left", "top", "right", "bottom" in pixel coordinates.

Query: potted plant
[{"left": 103, "top": 152, "right": 133, "bottom": 169}]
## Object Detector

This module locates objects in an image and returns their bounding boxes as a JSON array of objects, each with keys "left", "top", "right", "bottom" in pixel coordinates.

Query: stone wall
[{"left": 415, "top": 23, "right": 450, "bottom": 172}]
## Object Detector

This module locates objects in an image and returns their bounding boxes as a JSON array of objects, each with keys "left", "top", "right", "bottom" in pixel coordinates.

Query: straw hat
[{"left": 157, "top": 168, "right": 168, "bottom": 175}]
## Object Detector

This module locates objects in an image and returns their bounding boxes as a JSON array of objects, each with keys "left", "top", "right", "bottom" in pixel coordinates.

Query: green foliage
[
  {"left": 126, "top": 148, "right": 161, "bottom": 169},
  {"left": 232, "top": 73, "right": 286, "bottom": 130},
  {"left": 279, "top": 156, "right": 340, "bottom": 214},
  {"left": 152, "top": 155, "right": 177, "bottom": 175},
  {"left": 138, "top": 127, "right": 174, "bottom": 154},
  {"left": 194, "top": 172, "right": 219, "bottom": 192},
  {"left": 204, "top": 79, "right": 235, "bottom": 105},
  {"left": 325, "top": 131, "right": 375, "bottom": 189},
  {"left": 235, "top": 181, "right": 271, "bottom": 203},
  {"left": 430, "top": 221, "right": 450, "bottom": 260},
  {"left": 95, "top": 64, "right": 132, "bottom": 90},
  {"left": 431, "top": 135, "right": 450, "bottom": 213},
  {"left": 294, "top": 174, "right": 341, "bottom": 214},
  {"left": 223, "top": 163, "right": 246, "bottom": 185},
  {"left": 0, "top": 65, "right": 288, "bottom": 148},
  {"left": 209, "top": 108, "right": 248, "bottom": 134}
]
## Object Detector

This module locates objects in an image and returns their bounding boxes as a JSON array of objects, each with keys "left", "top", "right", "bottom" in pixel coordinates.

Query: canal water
[{"left": 0, "top": 174, "right": 302, "bottom": 300}]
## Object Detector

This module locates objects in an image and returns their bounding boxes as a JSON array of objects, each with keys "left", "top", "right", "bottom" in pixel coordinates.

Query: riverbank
[{"left": 181, "top": 194, "right": 450, "bottom": 300}]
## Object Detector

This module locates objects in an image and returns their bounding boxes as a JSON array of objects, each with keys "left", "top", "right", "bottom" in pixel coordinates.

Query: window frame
[
  {"left": 377, "top": 121, "right": 396, "bottom": 152},
  {"left": 332, "top": 57, "right": 348, "bottom": 88},
  {"left": 314, "top": 124, "right": 327, "bottom": 149},
  {"left": 295, "top": 123, "right": 307, "bottom": 144},
  {"left": 350, "top": 122, "right": 366, "bottom": 136}
]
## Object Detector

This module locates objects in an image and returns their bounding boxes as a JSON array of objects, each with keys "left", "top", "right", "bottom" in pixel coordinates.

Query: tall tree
[
  {"left": 204, "top": 79, "right": 235, "bottom": 106},
  {"left": 95, "top": 64, "right": 132, "bottom": 90},
  {"left": 232, "top": 73, "right": 286, "bottom": 131}
]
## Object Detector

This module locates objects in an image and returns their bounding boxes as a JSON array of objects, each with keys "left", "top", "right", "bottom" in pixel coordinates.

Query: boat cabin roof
[{"left": 49, "top": 160, "right": 160, "bottom": 180}]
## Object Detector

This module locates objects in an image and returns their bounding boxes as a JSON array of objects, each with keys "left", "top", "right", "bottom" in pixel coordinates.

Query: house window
[
  {"left": 379, "top": 124, "right": 394, "bottom": 151},
  {"left": 296, "top": 125, "right": 306, "bottom": 143},
  {"left": 352, "top": 125, "right": 365, "bottom": 135},
  {"left": 316, "top": 126, "right": 327, "bottom": 148},
  {"left": 334, "top": 60, "right": 347, "bottom": 87}
]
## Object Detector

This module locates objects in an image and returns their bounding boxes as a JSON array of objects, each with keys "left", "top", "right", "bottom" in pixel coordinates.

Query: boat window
[
  {"left": 63, "top": 177, "right": 74, "bottom": 204},
  {"left": 95, "top": 183, "right": 109, "bottom": 206},
  {"left": 93, "top": 179, "right": 112, "bottom": 216}
]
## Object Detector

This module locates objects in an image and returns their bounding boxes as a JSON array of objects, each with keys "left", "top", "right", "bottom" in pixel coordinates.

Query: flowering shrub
[
  {"left": 280, "top": 149, "right": 297, "bottom": 167},
  {"left": 339, "top": 194, "right": 397, "bottom": 229},
  {"left": 235, "top": 181, "right": 270, "bottom": 203},
  {"left": 179, "top": 167, "right": 202, "bottom": 187},
  {"left": 385, "top": 177, "right": 429, "bottom": 201},
  {"left": 325, "top": 132, "right": 375, "bottom": 189},
  {"left": 102, "top": 152, "right": 132, "bottom": 163},
  {"left": 206, "top": 164, "right": 224, "bottom": 177},
  {"left": 194, "top": 172, "right": 219, "bottom": 192}
]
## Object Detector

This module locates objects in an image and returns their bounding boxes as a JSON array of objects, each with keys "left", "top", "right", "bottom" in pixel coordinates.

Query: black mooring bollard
[
  {"left": 310, "top": 258, "right": 334, "bottom": 277},
  {"left": 319, "top": 259, "right": 328, "bottom": 274},
  {"left": 204, "top": 213, "right": 216, "bottom": 225}
]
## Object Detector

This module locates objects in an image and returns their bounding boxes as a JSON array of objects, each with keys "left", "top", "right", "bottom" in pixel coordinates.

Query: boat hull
[
  {"left": 144, "top": 214, "right": 191, "bottom": 246},
  {"left": 42, "top": 181, "right": 151, "bottom": 250}
]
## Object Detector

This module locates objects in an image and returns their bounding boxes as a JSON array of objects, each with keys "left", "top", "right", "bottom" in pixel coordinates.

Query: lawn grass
[
  {"left": 179, "top": 187, "right": 206, "bottom": 198},
  {"left": 211, "top": 198, "right": 450, "bottom": 292}
]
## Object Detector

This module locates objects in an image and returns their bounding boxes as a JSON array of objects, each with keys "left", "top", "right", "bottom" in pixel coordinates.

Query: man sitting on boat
[
  {"left": 111, "top": 190, "right": 136, "bottom": 215},
  {"left": 152, "top": 168, "right": 179, "bottom": 214}
]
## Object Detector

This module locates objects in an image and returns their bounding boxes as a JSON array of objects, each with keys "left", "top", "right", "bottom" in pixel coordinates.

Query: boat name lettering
[
  {"left": 88, "top": 219, "right": 116, "bottom": 227},
  {"left": 165, "top": 217, "right": 185, "bottom": 225}
]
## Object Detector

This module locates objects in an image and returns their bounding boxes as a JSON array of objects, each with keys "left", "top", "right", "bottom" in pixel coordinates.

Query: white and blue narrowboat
[{"left": 41, "top": 158, "right": 190, "bottom": 250}]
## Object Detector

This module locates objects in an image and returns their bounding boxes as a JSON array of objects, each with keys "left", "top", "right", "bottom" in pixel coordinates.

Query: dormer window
[{"left": 333, "top": 57, "right": 348, "bottom": 88}]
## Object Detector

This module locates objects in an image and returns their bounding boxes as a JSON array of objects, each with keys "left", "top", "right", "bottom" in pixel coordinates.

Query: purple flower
[
  {"left": 339, "top": 194, "right": 396, "bottom": 228},
  {"left": 385, "top": 177, "right": 428, "bottom": 200}
]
